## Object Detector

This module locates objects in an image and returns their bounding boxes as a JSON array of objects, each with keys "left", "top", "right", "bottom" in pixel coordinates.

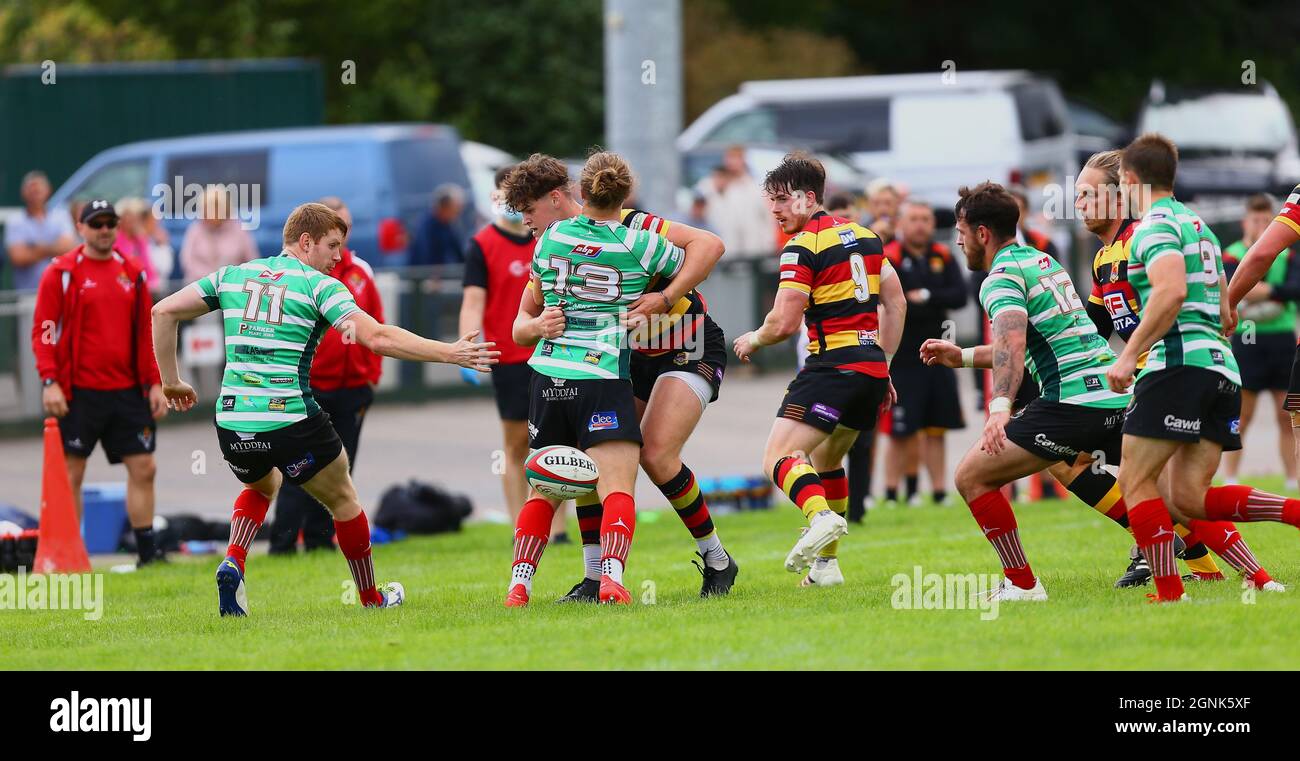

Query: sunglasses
[{"left": 86, "top": 218, "right": 118, "bottom": 230}]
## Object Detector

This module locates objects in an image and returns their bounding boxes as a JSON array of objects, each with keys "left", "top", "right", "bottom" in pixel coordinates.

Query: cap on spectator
[{"left": 79, "top": 199, "right": 118, "bottom": 224}]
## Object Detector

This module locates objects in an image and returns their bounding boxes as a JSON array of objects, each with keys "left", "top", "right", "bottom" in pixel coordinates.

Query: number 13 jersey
[
  {"left": 529, "top": 214, "right": 684, "bottom": 381},
  {"left": 779, "top": 211, "right": 891, "bottom": 377}
]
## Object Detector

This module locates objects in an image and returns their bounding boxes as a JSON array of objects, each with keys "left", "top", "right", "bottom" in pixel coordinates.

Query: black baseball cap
[{"left": 79, "top": 199, "right": 118, "bottom": 223}]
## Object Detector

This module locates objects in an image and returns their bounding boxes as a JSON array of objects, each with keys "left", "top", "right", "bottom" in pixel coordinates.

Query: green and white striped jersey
[
  {"left": 1127, "top": 197, "right": 1240, "bottom": 384},
  {"left": 980, "top": 243, "right": 1128, "bottom": 409},
  {"left": 529, "top": 214, "right": 684, "bottom": 380},
  {"left": 191, "top": 252, "right": 361, "bottom": 432}
]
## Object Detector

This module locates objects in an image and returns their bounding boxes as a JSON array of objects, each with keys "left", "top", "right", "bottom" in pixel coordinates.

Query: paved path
[{"left": 0, "top": 370, "right": 1290, "bottom": 524}]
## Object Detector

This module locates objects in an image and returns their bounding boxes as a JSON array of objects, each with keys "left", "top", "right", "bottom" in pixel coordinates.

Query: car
[
  {"left": 460, "top": 140, "right": 517, "bottom": 227},
  {"left": 1066, "top": 98, "right": 1130, "bottom": 166},
  {"left": 681, "top": 142, "right": 871, "bottom": 199},
  {"left": 678, "top": 70, "right": 1077, "bottom": 213},
  {"left": 48, "top": 123, "right": 476, "bottom": 271},
  {"left": 1136, "top": 81, "right": 1300, "bottom": 199}
]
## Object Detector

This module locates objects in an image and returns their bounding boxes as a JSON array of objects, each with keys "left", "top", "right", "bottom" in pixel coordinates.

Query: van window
[
  {"left": 703, "top": 109, "right": 777, "bottom": 144},
  {"left": 389, "top": 136, "right": 464, "bottom": 194},
  {"left": 1012, "top": 82, "right": 1067, "bottom": 141},
  {"left": 70, "top": 159, "right": 149, "bottom": 201},
  {"left": 773, "top": 99, "right": 890, "bottom": 152},
  {"left": 164, "top": 151, "right": 269, "bottom": 196}
]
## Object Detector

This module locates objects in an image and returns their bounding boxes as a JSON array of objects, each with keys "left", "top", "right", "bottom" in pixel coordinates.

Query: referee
[{"left": 32, "top": 199, "right": 168, "bottom": 567}]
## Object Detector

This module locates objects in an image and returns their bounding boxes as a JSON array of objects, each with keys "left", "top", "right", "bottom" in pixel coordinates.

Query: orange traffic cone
[{"left": 33, "top": 417, "right": 91, "bottom": 574}]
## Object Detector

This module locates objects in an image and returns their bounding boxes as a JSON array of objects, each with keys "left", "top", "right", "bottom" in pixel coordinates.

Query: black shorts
[
  {"left": 1122, "top": 366, "right": 1242, "bottom": 451},
  {"left": 1233, "top": 331, "right": 1295, "bottom": 392},
  {"left": 629, "top": 315, "right": 727, "bottom": 403},
  {"left": 778, "top": 365, "right": 890, "bottom": 434},
  {"left": 59, "top": 387, "right": 156, "bottom": 464},
  {"left": 491, "top": 362, "right": 533, "bottom": 421},
  {"left": 216, "top": 412, "right": 344, "bottom": 486},
  {"left": 887, "top": 363, "right": 965, "bottom": 437},
  {"left": 528, "top": 374, "right": 642, "bottom": 450},
  {"left": 1005, "top": 399, "right": 1125, "bottom": 465}
]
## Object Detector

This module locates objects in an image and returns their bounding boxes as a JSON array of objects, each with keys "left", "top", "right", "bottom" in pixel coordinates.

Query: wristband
[
  {"left": 988, "top": 396, "right": 1012, "bottom": 414},
  {"left": 961, "top": 347, "right": 976, "bottom": 368}
]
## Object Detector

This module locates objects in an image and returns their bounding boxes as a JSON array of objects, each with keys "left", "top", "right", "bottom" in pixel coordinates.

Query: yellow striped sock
[
  {"left": 779, "top": 461, "right": 829, "bottom": 522},
  {"left": 819, "top": 497, "right": 849, "bottom": 559}
]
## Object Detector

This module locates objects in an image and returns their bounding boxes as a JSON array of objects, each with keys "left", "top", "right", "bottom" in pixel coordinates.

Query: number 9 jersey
[{"left": 778, "top": 211, "right": 891, "bottom": 377}]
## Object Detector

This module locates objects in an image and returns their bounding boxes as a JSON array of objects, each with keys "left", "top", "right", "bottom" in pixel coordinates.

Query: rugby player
[
  {"left": 734, "top": 152, "right": 906, "bottom": 586},
  {"left": 499, "top": 153, "right": 736, "bottom": 602},
  {"left": 1106, "top": 134, "right": 1300, "bottom": 603},
  {"left": 504, "top": 152, "right": 704, "bottom": 606},
  {"left": 1076, "top": 150, "right": 1277, "bottom": 589},
  {"left": 1228, "top": 184, "right": 1300, "bottom": 480},
  {"left": 151, "top": 203, "right": 499, "bottom": 616}
]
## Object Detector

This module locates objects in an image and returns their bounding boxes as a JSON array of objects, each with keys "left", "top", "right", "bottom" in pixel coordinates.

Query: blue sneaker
[{"left": 216, "top": 556, "right": 249, "bottom": 617}]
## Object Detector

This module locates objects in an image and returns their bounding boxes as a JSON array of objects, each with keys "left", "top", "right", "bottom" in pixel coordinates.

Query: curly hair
[{"left": 500, "top": 153, "right": 570, "bottom": 212}]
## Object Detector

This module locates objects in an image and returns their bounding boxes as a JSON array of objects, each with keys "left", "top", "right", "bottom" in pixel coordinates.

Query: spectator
[
  {"left": 5, "top": 171, "right": 77, "bottom": 291},
  {"left": 695, "top": 145, "right": 774, "bottom": 257},
  {"left": 882, "top": 200, "right": 967, "bottom": 507},
  {"left": 141, "top": 201, "right": 174, "bottom": 284},
  {"left": 458, "top": 167, "right": 568, "bottom": 541},
  {"left": 179, "top": 186, "right": 258, "bottom": 281},
  {"left": 411, "top": 183, "right": 467, "bottom": 266},
  {"left": 269, "top": 197, "right": 386, "bottom": 554},
  {"left": 31, "top": 200, "right": 167, "bottom": 568},
  {"left": 686, "top": 193, "right": 714, "bottom": 233},
  {"left": 864, "top": 178, "right": 902, "bottom": 245},
  {"left": 1009, "top": 185, "right": 1059, "bottom": 259},
  {"left": 113, "top": 197, "right": 159, "bottom": 289},
  {"left": 1222, "top": 193, "right": 1300, "bottom": 490}
]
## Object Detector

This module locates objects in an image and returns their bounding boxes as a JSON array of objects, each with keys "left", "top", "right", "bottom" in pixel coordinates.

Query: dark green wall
[{"left": 0, "top": 59, "right": 323, "bottom": 207}]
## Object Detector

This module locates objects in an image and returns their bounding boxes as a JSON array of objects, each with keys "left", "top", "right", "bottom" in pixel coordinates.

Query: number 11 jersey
[{"left": 192, "top": 252, "right": 362, "bottom": 432}]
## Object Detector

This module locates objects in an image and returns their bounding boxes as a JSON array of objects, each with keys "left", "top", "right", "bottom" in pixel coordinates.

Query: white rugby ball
[{"left": 525, "top": 445, "right": 599, "bottom": 500}]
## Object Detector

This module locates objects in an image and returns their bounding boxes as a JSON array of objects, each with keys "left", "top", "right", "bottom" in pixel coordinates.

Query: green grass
[{"left": 4, "top": 482, "right": 1300, "bottom": 670}]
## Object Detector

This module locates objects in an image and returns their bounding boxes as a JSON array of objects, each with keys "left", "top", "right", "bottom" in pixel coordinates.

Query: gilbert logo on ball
[{"left": 525, "top": 445, "right": 599, "bottom": 500}]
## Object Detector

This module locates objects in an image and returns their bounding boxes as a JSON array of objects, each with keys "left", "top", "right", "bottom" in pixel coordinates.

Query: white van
[{"left": 678, "top": 70, "right": 1077, "bottom": 215}]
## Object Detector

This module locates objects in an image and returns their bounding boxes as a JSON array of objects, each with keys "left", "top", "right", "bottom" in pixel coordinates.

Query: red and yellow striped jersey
[
  {"left": 1088, "top": 218, "right": 1140, "bottom": 341},
  {"left": 1277, "top": 184, "right": 1300, "bottom": 237},
  {"left": 778, "top": 211, "right": 890, "bottom": 377},
  {"left": 619, "top": 207, "right": 708, "bottom": 356}
]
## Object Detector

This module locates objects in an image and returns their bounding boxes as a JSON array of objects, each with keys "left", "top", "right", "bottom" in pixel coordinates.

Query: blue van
[{"left": 48, "top": 123, "right": 475, "bottom": 270}]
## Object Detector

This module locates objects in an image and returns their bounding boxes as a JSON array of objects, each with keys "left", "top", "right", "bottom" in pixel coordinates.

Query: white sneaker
[
  {"left": 907, "top": 494, "right": 925, "bottom": 508},
  {"left": 863, "top": 496, "right": 877, "bottom": 512},
  {"left": 784, "top": 510, "right": 848, "bottom": 573},
  {"left": 1260, "top": 580, "right": 1287, "bottom": 593},
  {"left": 983, "top": 577, "right": 1048, "bottom": 602},
  {"left": 800, "top": 558, "right": 844, "bottom": 587},
  {"left": 378, "top": 581, "right": 406, "bottom": 608}
]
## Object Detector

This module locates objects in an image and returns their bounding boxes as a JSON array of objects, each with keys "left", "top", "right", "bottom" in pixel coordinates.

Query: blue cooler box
[{"left": 81, "top": 482, "right": 128, "bottom": 554}]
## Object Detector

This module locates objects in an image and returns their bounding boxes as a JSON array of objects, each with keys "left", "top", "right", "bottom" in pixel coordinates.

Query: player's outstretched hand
[
  {"left": 733, "top": 331, "right": 760, "bottom": 363},
  {"left": 536, "top": 306, "right": 565, "bottom": 340},
  {"left": 1105, "top": 352, "right": 1137, "bottom": 393},
  {"left": 980, "top": 410, "right": 1010, "bottom": 455},
  {"left": 450, "top": 330, "right": 500, "bottom": 372},
  {"left": 162, "top": 380, "right": 198, "bottom": 413},
  {"left": 919, "top": 339, "right": 962, "bottom": 368}
]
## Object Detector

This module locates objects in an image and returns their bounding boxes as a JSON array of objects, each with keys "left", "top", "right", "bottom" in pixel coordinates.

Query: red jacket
[
  {"left": 32, "top": 245, "right": 161, "bottom": 401},
  {"left": 310, "top": 248, "right": 385, "bottom": 391}
]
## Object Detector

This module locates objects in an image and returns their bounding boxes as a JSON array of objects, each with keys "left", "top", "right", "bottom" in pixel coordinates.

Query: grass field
[{"left": 5, "top": 481, "right": 1300, "bottom": 670}]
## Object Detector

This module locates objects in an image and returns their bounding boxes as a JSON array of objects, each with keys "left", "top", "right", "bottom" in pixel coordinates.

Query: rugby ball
[{"left": 525, "top": 445, "right": 599, "bottom": 500}]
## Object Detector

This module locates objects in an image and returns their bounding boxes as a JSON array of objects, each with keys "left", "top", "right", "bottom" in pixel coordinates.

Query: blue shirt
[
  {"left": 410, "top": 214, "right": 464, "bottom": 266},
  {"left": 4, "top": 206, "right": 75, "bottom": 291}
]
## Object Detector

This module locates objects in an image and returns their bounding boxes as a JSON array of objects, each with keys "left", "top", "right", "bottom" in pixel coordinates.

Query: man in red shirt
[
  {"left": 458, "top": 166, "right": 568, "bottom": 539},
  {"left": 32, "top": 199, "right": 168, "bottom": 567},
  {"left": 269, "top": 197, "right": 385, "bottom": 553}
]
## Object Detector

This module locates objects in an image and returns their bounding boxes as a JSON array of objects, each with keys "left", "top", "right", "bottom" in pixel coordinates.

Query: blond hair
[
  {"left": 580, "top": 151, "right": 633, "bottom": 210},
  {"left": 1084, "top": 150, "right": 1122, "bottom": 186}
]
